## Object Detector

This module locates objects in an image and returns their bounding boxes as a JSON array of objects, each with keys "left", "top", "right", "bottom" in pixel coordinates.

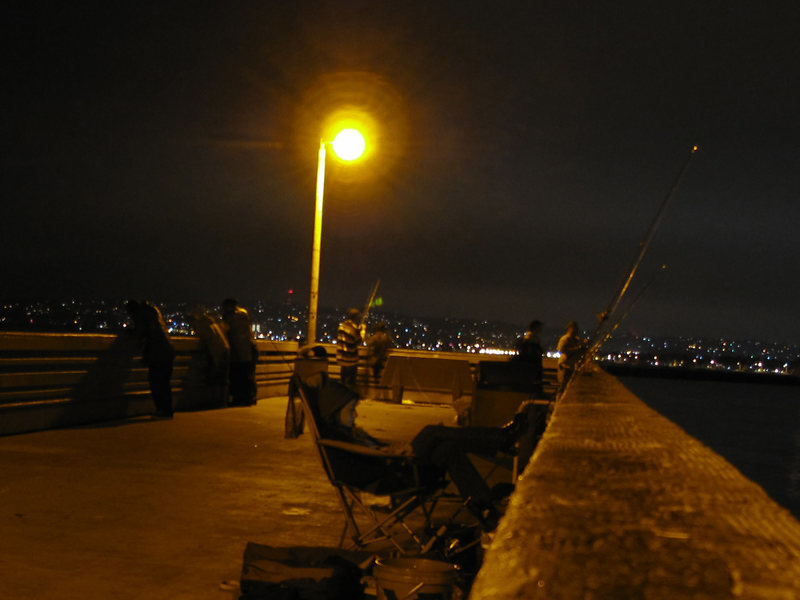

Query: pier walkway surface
[
  {"left": 4, "top": 371, "right": 800, "bottom": 600},
  {"left": 0, "top": 396, "right": 456, "bottom": 600},
  {"left": 471, "top": 368, "right": 800, "bottom": 599}
]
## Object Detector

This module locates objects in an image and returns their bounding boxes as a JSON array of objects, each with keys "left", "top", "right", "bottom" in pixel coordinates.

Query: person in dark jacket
[
  {"left": 365, "top": 322, "right": 392, "bottom": 381},
  {"left": 126, "top": 299, "right": 175, "bottom": 419},
  {"left": 557, "top": 320, "right": 586, "bottom": 395},
  {"left": 512, "top": 319, "right": 544, "bottom": 395},
  {"left": 189, "top": 305, "right": 230, "bottom": 407},
  {"left": 221, "top": 298, "right": 257, "bottom": 406}
]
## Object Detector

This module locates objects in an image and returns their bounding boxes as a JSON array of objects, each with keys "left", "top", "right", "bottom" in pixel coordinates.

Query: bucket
[{"left": 373, "top": 557, "right": 458, "bottom": 600}]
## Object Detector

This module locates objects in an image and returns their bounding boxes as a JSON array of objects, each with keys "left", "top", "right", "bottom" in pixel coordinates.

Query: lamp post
[{"left": 307, "top": 128, "right": 366, "bottom": 343}]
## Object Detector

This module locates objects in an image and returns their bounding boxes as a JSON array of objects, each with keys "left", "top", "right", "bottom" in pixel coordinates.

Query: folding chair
[
  {"left": 292, "top": 370, "right": 453, "bottom": 556},
  {"left": 284, "top": 354, "right": 330, "bottom": 438}
]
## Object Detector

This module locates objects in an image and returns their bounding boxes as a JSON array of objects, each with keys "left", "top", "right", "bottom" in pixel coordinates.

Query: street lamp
[{"left": 307, "top": 128, "right": 366, "bottom": 343}]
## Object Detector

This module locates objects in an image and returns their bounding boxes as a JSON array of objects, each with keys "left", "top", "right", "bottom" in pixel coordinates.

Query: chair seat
[{"left": 292, "top": 373, "right": 455, "bottom": 555}]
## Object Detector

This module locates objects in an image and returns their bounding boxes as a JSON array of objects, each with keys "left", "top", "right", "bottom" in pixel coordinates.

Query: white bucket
[{"left": 374, "top": 557, "right": 458, "bottom": 600}]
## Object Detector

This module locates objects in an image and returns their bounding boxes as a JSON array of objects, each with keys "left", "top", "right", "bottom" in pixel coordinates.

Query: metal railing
[{"left": 1, "top": 332, "right": 536, "bottom": 436}]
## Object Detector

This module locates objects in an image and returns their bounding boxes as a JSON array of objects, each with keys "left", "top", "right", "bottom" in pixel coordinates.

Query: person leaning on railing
[
  {"left": 220, "top": 298, "right": 257, "bottom": 406},
  {"left": 125, "top": 299, "right": 176, "bottom": 419}
]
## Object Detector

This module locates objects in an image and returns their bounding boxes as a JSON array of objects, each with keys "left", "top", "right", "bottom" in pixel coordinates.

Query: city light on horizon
[{"left": 2, "top": 298, "right": 798, "bottom": 379}]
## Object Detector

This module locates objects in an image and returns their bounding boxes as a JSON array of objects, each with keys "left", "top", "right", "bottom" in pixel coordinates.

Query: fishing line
[
  {"left": 588, "top": 264, "right": 668, "bottom": 362},
  {"left": 575, "top": 145, "right": 697, "bottom": 378}
]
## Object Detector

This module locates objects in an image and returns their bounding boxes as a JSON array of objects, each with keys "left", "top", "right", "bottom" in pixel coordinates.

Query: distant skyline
[
  {"left": 4, "top": 298, "right": 799, "bottom": 357},
  {"left": 4, "top": 2, "right": 799, "bottom": 345}
]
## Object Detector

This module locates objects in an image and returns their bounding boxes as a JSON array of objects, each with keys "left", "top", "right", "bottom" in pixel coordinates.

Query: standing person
[
  {"left": 512, "top": 319, "right": 544, "bottom": 395},
  {"left": 125, "top": 299, "right": 175, "bottom": 419},
  {"left": 189, "top": 305, "right": 230, "bottom": 407},
  {"left": 336, "top": 308, "right": 362, "bottom": 389},
  {"left": 221, "top": 298, "right": 257, "bottom": 406},
  {"left": 557, "top": 320, "right": 585, "bottom": 395},
  {"left": 365, "top": 322, "right": 392, "bottom": 381}
]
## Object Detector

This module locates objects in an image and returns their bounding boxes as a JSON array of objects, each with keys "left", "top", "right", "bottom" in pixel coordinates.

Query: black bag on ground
[{"left": 239, "top": 543, "right": 370, "bottom": 600}]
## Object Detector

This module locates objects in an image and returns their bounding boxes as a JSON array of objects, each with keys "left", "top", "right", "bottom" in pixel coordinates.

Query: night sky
[{"left": 4, "top": 1, "right": 799, "bottom": 345}]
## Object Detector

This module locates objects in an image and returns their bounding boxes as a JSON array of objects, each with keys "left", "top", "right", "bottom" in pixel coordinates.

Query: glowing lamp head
[{"left": 331, "top": 128, "right": 366, "bottom": 161}]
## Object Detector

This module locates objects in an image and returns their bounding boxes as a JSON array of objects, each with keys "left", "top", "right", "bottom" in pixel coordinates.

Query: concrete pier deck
[
  {"left": 4, "top": 369, "right": 800, "bottom": 599},
  {"left": 471, "top": 368, "right": 800, "bottom": 599},
  {"left": 0, "top": 397, "right": 456, "bottom": 600}
]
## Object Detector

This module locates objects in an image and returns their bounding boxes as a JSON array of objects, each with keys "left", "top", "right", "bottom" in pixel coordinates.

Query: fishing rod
[
  {"left": 587, "top": 264, "right": 668, "bottom": 362},
  {"left": 577, "top": 145, "right": 698, "bottom": 372},
  {"left": 360, "top": 278, "right": 381, "bottom": 328}
]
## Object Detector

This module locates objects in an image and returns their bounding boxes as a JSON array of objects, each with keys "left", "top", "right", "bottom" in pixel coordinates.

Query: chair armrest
[{"left": 317, "top": 438, "right": 409, "bottom": 459}]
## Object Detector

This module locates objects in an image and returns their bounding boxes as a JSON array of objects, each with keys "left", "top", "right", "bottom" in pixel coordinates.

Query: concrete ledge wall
[
  {"left": 471, "top": 367, "right": 800, "bottom": 599},
  {"left": 0, "top": 332, "right": 540, "bottom": 437},
  {"left": 0, "top": 332, "right": 299, "bottom": 436}
]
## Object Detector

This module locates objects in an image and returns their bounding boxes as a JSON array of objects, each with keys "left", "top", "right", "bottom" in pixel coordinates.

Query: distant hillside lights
[
  {"left": 1, "top": 301, "right": 798, "bottom": 371},
  {"left": 600, "top": 343, "right": 798, "bottom": 376}
]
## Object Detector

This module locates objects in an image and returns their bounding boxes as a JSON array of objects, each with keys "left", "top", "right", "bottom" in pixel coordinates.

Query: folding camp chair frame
[
  {"left": 317, "top": 438, "right": 441, "bottom": 553},
  {"left": 292, "top": 367, "right": 454, "bottom": 556}
]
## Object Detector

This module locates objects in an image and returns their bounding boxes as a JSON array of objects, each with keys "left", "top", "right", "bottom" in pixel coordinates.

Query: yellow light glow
[{"left": 331, "top": 128, "right": 366, "bottom": 161}]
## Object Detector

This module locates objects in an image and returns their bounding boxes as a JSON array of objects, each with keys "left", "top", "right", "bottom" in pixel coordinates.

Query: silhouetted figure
[
  {"left": 189, "top": 305, "right": 230, "bottom": 407},
  {"left": 365, "top": 322, "right": 392, "bottom": 381},
  {"left": 512, "top": 319, "right": 544, "bottom": 395},
  {"left": 125, "top": 299, "right": 175, "bottom": 418},
  {"left": 336, "top": 308, "right": 362, "bottom": 389},
  {"left": 221, "top": 298, "right": 257, "bottom": 406},
  {"left": 557, "top": 320, "right": 585, "bottom": 395}
]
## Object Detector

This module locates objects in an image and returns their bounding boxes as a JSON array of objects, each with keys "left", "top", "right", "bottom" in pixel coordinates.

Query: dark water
[{"left": 619, "top": 376, "right": 800, "bottom": 520}]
